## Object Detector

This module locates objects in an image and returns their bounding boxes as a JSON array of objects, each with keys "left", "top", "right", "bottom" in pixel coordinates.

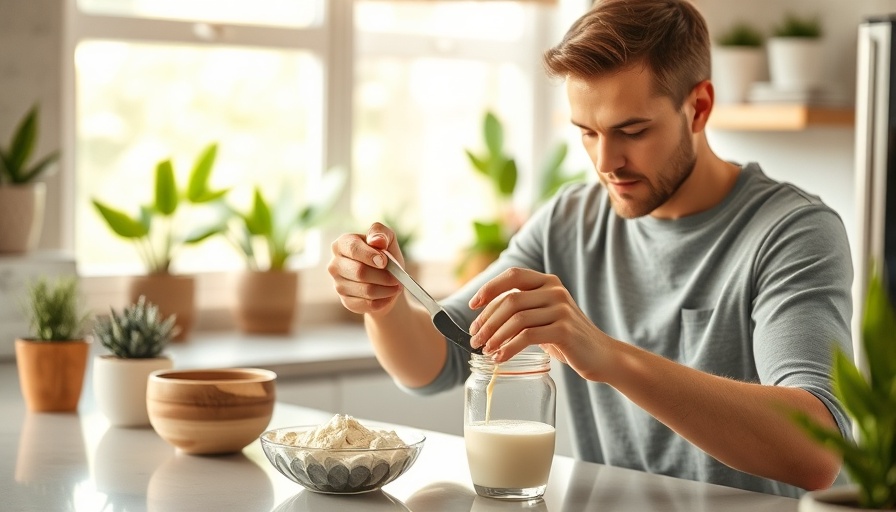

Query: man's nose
[{"left": 595, "top": 137, "right": 624, "bottom": 176}]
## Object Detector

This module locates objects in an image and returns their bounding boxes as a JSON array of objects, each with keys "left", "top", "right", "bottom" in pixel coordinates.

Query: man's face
[{"left": 566, "top": 66, "right": 696, "bottom": 219}]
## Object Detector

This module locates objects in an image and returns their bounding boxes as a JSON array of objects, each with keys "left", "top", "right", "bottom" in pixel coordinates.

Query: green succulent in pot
[
  {"left": 773, "top": 12, "right": 822, "bottom": 39},
  {"left": 716, "top": 21, "right": 764, "bottom": 47},
  {"left": 93, "top": 296, "right": 176, "bottom": 359},
  {"left": 790, "top": 268, "right": 896, "bottom": 509},
  {"left": 91, "top": 142, "right": 229, "bottom": 274},
  {"left": 23, "top": 275, "right": 90, "bottom": 341},
  {"left": 0, "top": 104, "right": 59, "bottom": 185}
]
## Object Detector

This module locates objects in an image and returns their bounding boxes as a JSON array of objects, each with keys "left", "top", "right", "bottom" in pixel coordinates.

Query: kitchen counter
[{"left": 0, "top": 354, "right": 800, "bottom": 512}]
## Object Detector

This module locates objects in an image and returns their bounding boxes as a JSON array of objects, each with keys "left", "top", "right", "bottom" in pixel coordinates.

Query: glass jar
[{"left": 464, "top": 350, "right": 556, "bottom": 500}]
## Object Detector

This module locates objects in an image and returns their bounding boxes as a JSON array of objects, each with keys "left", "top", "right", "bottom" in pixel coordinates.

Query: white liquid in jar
[{"left": 464, "top": 419, "right": 556, "bottom": 489}]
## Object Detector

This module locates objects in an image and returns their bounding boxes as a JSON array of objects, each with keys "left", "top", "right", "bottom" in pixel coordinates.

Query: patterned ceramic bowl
[{"left": 259, "top": 424, "right": 425, "bottom": 494}]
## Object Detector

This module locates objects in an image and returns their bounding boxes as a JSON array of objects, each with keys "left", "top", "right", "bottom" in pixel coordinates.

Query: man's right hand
[{"left": 327, "top": 222, "right": 408, "bottom": 317}]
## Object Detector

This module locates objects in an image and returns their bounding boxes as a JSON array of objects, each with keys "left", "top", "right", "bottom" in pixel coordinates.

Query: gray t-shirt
[{"left": 410, "top": 163, "right": 853, "bottom": 498}]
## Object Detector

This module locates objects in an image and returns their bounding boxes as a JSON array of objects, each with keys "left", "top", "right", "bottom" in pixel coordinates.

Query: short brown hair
[{"left": 543, "top": 0, "right": 710, "bottom": 107}]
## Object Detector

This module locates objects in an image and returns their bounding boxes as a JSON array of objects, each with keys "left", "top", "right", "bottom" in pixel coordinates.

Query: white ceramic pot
[
  {"left": 711, "top": 45, "right": 765, "bottom": 104},
  {"left": 767, "top": 37, "right": 823, "bottom": 92},
  {"left": 799, "top": 486, "right": 877, "bottom": 511},
  {"left": 0, "top": 183, "right": 46, "bottom": 253},
  {"left": 93, "top": 355, "right": 173, "bottom": 428}
]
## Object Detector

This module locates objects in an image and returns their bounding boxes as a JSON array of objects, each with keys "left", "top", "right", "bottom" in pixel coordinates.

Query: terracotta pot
[
  {"left": 93, "top": 355, "right": 174, "bottom": 427},
  {"left": 128, "top": 274, "right": 195, "bottom": 341},
  {"left": 234, "top": 270, "right": 299, "bottom": 334},
  {"left": 15, "top": 338, "right": 90, "bottom": 412},
  {"left": 0, "top": 183, "right": 46, "bottom": 253},
  {"left": 798, "top": 486, "right": 883, "bottom": 511}
]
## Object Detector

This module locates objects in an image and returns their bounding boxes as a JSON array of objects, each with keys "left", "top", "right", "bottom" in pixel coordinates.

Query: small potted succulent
[
  {"left": 712, "top": 21, "right": 765, "bottom": 104},
  {"left": 767, "top": 12, "right": 823, "bottom": 92},
  {"left": 15, "top": 276, "right": 91, "bottom": 412},
  {"left": 791, "top": 268, "right": 896, "bottom": 511},
  {"left": 92, "top": 296, "right": 177, "bottom": 427},
  {"left": 92, "top": 142, "right": 229, "bottom": 340},
  {"left": 0, "top": 104, "right": 60, "bottom": 253},
  {"left": 223, "top": 168, "right": 347, "bottom": 334}
]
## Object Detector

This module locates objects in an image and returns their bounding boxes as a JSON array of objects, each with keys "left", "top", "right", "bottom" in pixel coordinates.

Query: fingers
[
  {"left": 328, "top": 229, "right": 402, "bottom": 314},
  {"left": 468, "top": 267, "right": 546, "bottom": 309}
]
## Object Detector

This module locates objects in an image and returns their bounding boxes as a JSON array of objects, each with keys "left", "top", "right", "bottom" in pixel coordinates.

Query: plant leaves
[
  {"left": 182, "top": 221, "right": 227, "bottom": 244},
  {"left": 245, "top": 188, "right": 273, "bottom": 236},
  {"left": 154, "top": 160, "right": 178, "bottom": 216},
  {"left": 862, "top": 271, "right": 896, "bottom": 391},
  {"left": 92, "top": 200, "right": 149, "bottom": 238},
  {"left": 465, "top": 149, "right": 490, "bottom": 176},
  {"left": 832, "top": 348, "right": 878, "bottom": 437},
  {"left": 298, "top": 167, "right": 347, "bottom": 228},
  {"left": 18, "top": 150, "right": 60, "bottom": 183},
  {"left": 495, "top": 158, "right": 517, "bottom": 198},
  {"left": 8, "top": 105, "right": 37, "bottom": 175},
  {"left": 187, "top": 143, "right": 217, "bottom": 202},
  {"left": 483, "top": 112, "right": 503, "bottom": 157}
]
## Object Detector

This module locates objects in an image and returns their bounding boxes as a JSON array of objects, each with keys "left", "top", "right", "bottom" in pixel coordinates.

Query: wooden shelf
[{"left": 709, "top": 104, "right": 854, "bottom": 131}]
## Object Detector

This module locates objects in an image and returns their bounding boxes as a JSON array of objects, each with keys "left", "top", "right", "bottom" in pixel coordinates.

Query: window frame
[{"left": 61, "top": 0, "right": 572, "bottom": 327}]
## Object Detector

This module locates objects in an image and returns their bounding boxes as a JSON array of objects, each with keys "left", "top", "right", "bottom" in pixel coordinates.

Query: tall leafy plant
[
  {"left": 91, "top": 143, "right": 229, "bottom": 274},
  {"left": 790, "top": 268, "right": 896, "bottom": 509},
  {"left": 460, "top": 111, "right": 585, "bottom": 275},
  {"left": 225, "top": 168, "right": 347, "bottom": 271},
  {"left": 0, "top": 104, "right": 60, "bottom": 184}
]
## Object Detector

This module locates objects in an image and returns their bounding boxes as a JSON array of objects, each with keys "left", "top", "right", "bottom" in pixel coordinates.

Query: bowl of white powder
[{"left": 260, "top": 414, "right": 425, "bottom": 494}]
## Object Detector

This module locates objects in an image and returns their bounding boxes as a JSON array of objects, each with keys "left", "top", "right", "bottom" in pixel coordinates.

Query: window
[{"left": 66, "top": 0, "right": 588, "bottom": 309}]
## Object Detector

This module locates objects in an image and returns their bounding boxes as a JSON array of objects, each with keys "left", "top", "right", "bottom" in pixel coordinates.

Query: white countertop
[{"left": 0, "top": 343, "right": 800, "bottom": 512}]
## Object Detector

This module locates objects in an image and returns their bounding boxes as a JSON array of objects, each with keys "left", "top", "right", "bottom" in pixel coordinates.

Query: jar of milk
[{"left": 464, "top": 350, "right": 556, "bottom": 500}]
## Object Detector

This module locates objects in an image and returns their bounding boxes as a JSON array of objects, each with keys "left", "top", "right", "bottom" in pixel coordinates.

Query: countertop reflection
[{"left": 0, "top": 359, "right": 800, "bottom": 512}]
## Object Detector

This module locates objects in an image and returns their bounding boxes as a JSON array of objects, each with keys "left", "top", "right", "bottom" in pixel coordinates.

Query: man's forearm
[
  {"left": 364, "top": 295, "right": 448, "bottom": 388},
  {"left": 606, "top": 338, "right": 842, "bottom": 490}
]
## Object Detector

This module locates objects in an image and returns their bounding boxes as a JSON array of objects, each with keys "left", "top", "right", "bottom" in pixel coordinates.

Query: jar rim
[{"left": 469, "top": 350, "right": 550, "bottom": 374}]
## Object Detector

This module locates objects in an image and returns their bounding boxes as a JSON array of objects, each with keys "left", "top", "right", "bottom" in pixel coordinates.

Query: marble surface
[{"left": 0, "top": 352, "right": 801, "bottom": 512}]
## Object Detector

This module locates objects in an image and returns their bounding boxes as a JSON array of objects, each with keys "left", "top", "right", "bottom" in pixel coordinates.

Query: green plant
[
  {"left": 91, "top": 143, "right": 229, "bottom": 274},
  {"left": 93, "top": 296, "right": 175, "bottom": 358},
  {"left": 790, "top": 269, "right": 896, "bottom": 509},
  {"left": 225, "top": 168, "right": 347, "bottom": 271},
  {"left": 0, "top": 104, "right": 60, "bottom": 184},
  {"left": 773, "top": 13, "right": 822, "bottom": 38},
  {"left": 460, "top": 111, "right": 585, "bottom": 274},
  {"left": 717, "top": 22, "right": 764, "bottom": 47},
  {"left": 24, "top": 276, "right": 89, "bottom": 341}
]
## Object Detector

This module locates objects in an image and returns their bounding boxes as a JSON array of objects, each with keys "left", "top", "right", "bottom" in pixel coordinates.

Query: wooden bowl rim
[{"left": 149, "top": 367, "right": 276, "bottom": 384}]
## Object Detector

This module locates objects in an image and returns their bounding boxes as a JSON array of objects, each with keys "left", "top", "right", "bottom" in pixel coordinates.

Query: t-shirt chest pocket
[{"left": 679, "top": 308, "right": 715, "bottom": 364}]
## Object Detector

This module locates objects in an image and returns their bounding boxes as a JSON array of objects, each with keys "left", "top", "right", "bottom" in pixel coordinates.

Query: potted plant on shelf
[
  {"left": 790, "top": 268, "right": 895, "bottom": 511},
  {"left": 15, "top": 276, "right": 91, "bottom": 412},
  {"left": 91, "top": 142, "right": 229, "bottom": 341},
  {"left": 712, "top": 21, "right": 765, "bottom": 104},
  {"left": 767, "top": 12, "right": 823, "bottom": 93},
  {"left": 0, "top": 104, "right": 60, "bottom": 253},
  {"left": 92, "top": 296, "right": 176, "bottom": 427},
  {"left": 457, "top": 111, "right": 585, "bottom": 284},
  {"left": 224, "top": 168, "right": 347, "bottom": 334}
]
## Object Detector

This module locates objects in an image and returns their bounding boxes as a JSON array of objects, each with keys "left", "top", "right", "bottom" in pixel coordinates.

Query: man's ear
[{"left": 688, "top": 80, "right": 714, "bottom": 133}]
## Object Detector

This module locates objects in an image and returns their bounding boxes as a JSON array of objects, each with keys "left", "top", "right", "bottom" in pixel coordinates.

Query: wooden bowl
[{"left": 147, "top": 368, "right": 276, "bottom": 455}]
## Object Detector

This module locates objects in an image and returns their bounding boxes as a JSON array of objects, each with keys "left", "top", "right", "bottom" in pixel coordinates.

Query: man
[{"left": 327, "top": 0, "right": 852, "bottom": 498}]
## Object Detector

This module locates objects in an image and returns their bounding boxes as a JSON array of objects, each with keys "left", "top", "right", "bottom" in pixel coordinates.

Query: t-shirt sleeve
[{"left": 751, "top": 204, "right": 854, "bottom": 440}]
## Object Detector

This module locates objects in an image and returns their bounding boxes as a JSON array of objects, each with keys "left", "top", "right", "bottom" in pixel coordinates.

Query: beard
[{"left": 603, "top": 117, "right": 697, "bottom": 219}]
